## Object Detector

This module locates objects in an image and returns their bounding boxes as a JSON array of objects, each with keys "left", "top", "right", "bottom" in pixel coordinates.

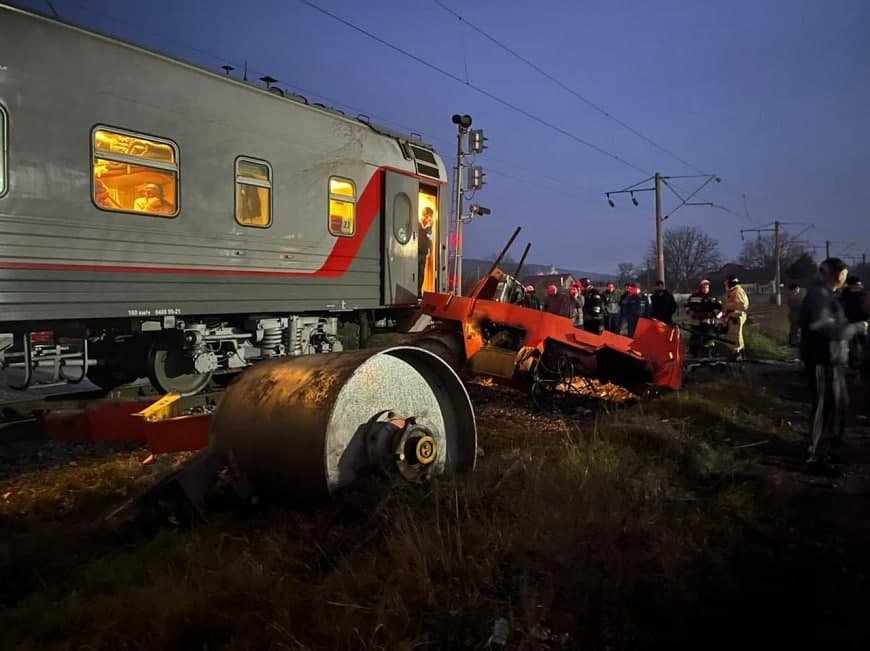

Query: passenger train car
[{"left": 0, "top": 4, "right": 448, "bottom": 394}]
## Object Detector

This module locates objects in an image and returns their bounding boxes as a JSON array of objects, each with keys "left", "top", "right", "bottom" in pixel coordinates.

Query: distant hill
[{"left": 461, "top": 259, "right": 617, "bottom": 283}]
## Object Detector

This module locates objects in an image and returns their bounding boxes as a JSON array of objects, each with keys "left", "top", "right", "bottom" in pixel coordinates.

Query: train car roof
[{"left": 0, "top": 2, "right": 436, "bottom": 151}]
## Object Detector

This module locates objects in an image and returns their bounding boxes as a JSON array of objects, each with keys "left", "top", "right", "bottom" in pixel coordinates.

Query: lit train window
[
  {"left": 235, "top": 157, "right": 272, "bottom": 228},
  {"left": 92, "top": 127, "right": 179, "bottom": 217},
  {"left": 328, "top": 177, "right": 356, "bottom": 237},
  {"left": 0, "top": 106, "right": 6, "bottom": 197}
]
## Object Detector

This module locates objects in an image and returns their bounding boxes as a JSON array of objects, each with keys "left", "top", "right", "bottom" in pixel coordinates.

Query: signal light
[
  {"left": 469, "top": 129, "right": 488, "bottom": 154},
  {"left": 469, "top": 166, "right": 486, "bottom": 190}
]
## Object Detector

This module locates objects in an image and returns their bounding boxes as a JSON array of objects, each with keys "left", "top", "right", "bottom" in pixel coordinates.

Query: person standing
[
  {"left": 568, "top": 285, "right": 584, "bottom": 328},
  {"left": 800, "top": 258, "right": 868, "bottom": 474},
  {"left": 650, "top": 280, "right": 678, "bottom": 325},
  {"left": 724, "top": 275, "right": 750, "bottom": 360},
  {"left": 621, "top": 283, "right": 642, "bottom": 337},
  {"left": 417, "top": 207, "right": 434, "bottom": 296},
  {"left": 686, "top": 279, "right": 724, "bottom": 358},
  {"left": 787, "top": 283, "right": 803, "bottom": 346},
  {"left": 523, "top": 284, "right": 541, "bottom": 310},
  {"left": 839, "top": 275, "right": 869, "bottom": 370},
  {"left": 602, "top": 282, "right": 621, "bottom": 332},
  {"left": 581, "top": 280, "right": 604, "bottom": 334},
  {"left": 543, "top": 284, "right": 572, "bottom": 318}
]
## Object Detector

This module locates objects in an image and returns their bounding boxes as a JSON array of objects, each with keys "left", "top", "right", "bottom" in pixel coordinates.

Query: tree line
[{"left": 615, "top": 226, "right": 844, "bottom": 292}]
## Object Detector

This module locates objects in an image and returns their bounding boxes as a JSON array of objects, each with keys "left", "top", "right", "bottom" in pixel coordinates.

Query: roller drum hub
[{"left": 209, "top": 346, "right": 476, "bottom": 500}]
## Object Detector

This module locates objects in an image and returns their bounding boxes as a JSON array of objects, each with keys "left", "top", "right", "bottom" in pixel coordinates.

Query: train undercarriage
[{"left": 0, "top": 310, "right": 399, "bottom": 396}]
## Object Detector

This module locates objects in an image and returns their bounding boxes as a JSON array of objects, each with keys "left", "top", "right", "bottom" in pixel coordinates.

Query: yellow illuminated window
[
  {"left": 329, "top": 176, "right": 356, "bottom": 237},
  {"left": 0, "top": 106, "right": 6, "bottom": 197},
  {"left": 235, "top": 158, "right": 272, "bottom": 228},
  {"left": 92, "top": 127, "right": 178, "bottom": 217}
]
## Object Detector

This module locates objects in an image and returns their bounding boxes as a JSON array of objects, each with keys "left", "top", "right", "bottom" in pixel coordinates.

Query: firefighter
[
  {"left": 839, "top": 275, "right": 869, "bottom": 370},
  {"left": 650, "top": 280, "right": 678, "bottom": 325},
  {"left": 787, "top": 283, "right": 803, "bottom": 346},
  {"left": 723, "top": 275, "right": 750, "bottom": 360},
  {"left": 685, "top": 279, "right": 724, "bottom": 357},
  {"left": 580, "top": 278, "right": 604, "bottom": 334},
  {"left": 523, "top": 284, "right": 541, "bottom": 311},
  {"left": 543, "top": 284, "right": 572, "bottom": 318},
  {"left": 800, "top": 258, "right": 868, "bottom": 474},
  {"left": 602, "top": 282, "right": 621, "bottom": 332}
]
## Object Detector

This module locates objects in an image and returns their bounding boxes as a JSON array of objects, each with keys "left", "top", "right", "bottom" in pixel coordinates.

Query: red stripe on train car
[{"left": 0, "top": 167, "right": 402, "bottom": 278}]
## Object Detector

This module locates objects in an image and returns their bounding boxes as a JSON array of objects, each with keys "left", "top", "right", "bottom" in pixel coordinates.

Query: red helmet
[
  {"left": 577, "top": 278, "right": 590, "bottom": 290},
  {"left": 547, "top": 284, "right": 558, "bottom": 296}
]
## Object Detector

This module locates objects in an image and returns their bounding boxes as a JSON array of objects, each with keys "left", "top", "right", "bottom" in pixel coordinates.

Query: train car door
[
  {"left": 418, "top": 184, "right": 439, "bottom": 294},
  {"left": 383, "top": 172, "right": 420, "bottom": 304}
]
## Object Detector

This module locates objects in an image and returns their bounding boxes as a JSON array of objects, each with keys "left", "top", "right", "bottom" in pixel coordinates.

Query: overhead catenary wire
[
  {"left": 433, "top": 0, "right": 707, "bottom": 175},
  {"left": 300, "top": 0, "right": 652, "bottom": 176}
]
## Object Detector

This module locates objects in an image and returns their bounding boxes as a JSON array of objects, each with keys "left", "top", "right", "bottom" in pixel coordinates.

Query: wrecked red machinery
[{"left": 414, "top": 228, "right": 683, "bottom": 397}]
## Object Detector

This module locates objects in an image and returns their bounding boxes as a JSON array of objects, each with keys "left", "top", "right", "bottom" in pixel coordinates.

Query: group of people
[
  {"left": 789, "top": 260, "right": 869, "bottom": 475},
  {"left": 523, "top": 278, "right": 679, "bottom": 337},
  {"left": 684, "top": 275, "right": 750, "bottom": 359}
]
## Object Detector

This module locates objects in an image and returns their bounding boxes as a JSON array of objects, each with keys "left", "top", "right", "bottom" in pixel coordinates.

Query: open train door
[{"left": 383, "top": 171, "right": 420, "bottom": 305}]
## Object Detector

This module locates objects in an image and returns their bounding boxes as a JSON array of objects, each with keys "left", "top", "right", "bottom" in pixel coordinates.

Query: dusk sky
[{"left": 20, "top": 0, "right": 870, "bottom": 274}]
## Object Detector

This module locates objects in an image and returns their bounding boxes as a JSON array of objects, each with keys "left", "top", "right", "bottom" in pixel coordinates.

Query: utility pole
[
  {"left": 654, "top": 173, "right": 664, "bottom": 285},
  {"left": 826, "top": 240, "right": 830, "bottom": 259},
  {"left": 774, "top": 221, "right": 781, "bottom": 307},
  {"left": 606, "top": 173, "right": 719, "bottom": 288},
  {"left": 740, "top": 220, "right": 812, "bottom": 306}
]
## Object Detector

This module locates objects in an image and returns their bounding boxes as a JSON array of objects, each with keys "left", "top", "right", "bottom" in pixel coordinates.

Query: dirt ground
[{"left": 1, "top": 312, "right": 869, "bottom": 649}]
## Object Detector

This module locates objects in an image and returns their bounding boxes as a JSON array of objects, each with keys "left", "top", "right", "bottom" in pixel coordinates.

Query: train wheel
[
  {"left": 147, "top": 337, "right": 213, "bottom": 396},
  {"left": 87, "top": 335, "right": 147, "bottom": 390}
]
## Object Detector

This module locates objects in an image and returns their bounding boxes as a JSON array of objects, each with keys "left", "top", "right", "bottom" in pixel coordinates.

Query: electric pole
[
  {"left": 740, "top": 221, "right": 812, "bottom": 305},
  {"left": 826, "top": 240, "right": 830, "bottom": 259},
  {"left": 654, "top": 173, "right": 664, "bottom": 286},
  {"left": 606, "top": 173, "right": 720, "bottom": 287}
]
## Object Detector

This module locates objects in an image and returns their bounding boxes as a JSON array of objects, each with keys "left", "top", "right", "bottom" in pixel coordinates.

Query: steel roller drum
[{"left": 210, "top": 346, "right": 477, "bottom": 500}]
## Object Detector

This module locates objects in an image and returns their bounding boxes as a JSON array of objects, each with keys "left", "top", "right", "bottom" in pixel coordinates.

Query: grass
[{"left": 1, "top": 319, "right": 868, "bottom": 649}]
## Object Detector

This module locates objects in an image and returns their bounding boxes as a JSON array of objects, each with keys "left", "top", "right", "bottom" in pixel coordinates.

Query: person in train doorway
[
  {"left": 602, "top": 282, "right": 621, "bottom": 332},
  {"left": 723, "top": 275, "right": 750, "bottom": 361},
  {"left": 685, "top": 279, "right": 724, "bottom": 357},
  {"left": 787, "top": 283, "right": 803, "bottom": 347},
  {"left": 417, "top": 207, "right": 434, "bottom": 297},
  {"left": 620, "top": 283, "right": 643, "bottom": 337},
  {"left": 543, "top": 284, "right": 572, "bottom": 318},
  {"left": 839, "top": 275, "right": 870, "bottom": 371},
  {"left": 568, "top": 285, "right": 584, "bottom": 328},
  {"left": 579, "top": 278, "right": 604, "bottom": 334},
  {"left": 800, "top": 258, "right": 869, "bottom": 475},
  {"left": 650, "top": 280, "right": 678, "bottom": 325},
  {"left": 523, "top": 285, "right": 541, "bottom": 311}
]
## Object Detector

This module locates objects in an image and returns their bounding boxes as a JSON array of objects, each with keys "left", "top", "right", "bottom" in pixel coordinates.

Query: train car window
[
  {"left": 235, "top": 157, "right": 272, "bottom": 228},
  {"left": 393, "top": 192, "right": 412, "bottom": 244},
  {"left": 328, "top": 177, "right": 356, "bottom": 237},
  {"left": 0, "top": 106, "right": 6, "bottom": 197},
  {"left": 92, "top": 127, "right": 179, "bottom": 217}
]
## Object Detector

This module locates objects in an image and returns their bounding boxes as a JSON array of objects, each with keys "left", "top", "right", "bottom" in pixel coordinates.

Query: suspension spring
[{"left": 262, "top": 326, "right": 285, "bottom": 356}]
